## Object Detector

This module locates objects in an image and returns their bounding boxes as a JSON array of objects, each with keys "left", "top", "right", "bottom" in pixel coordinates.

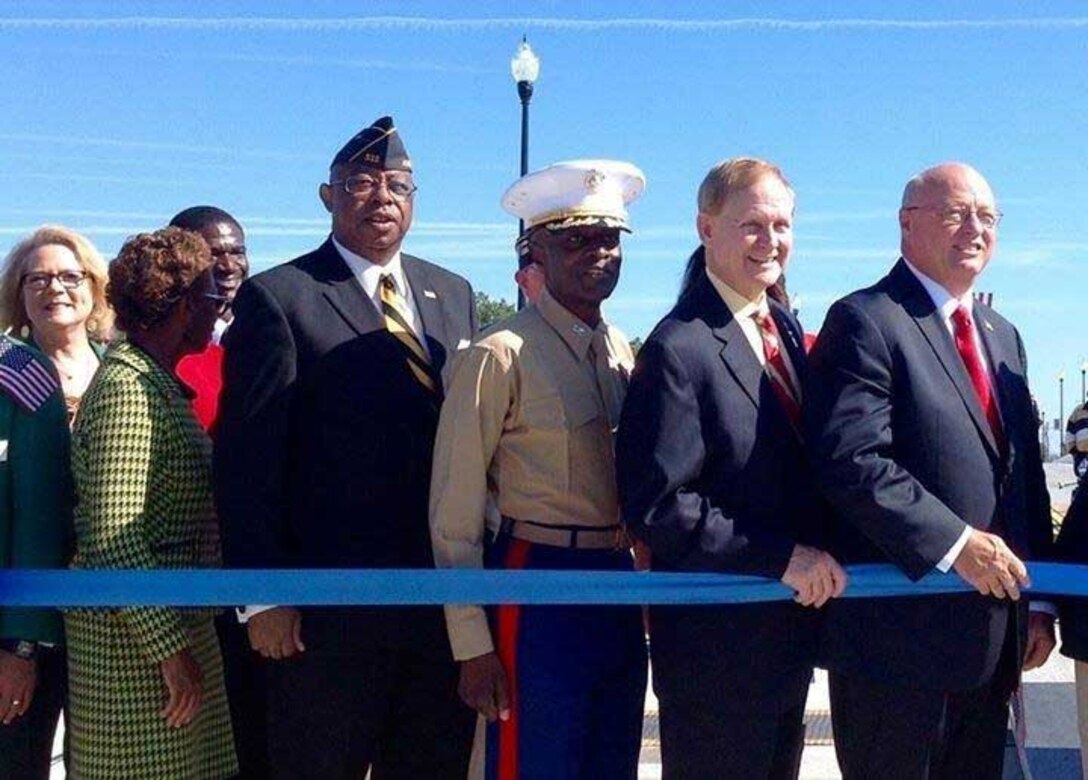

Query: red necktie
[
  {"left": 753, "top": 311, "right": 802, "bottom": 429},
  {"left": 950, "top": 305, "right": 1004, "bottom": 446}
]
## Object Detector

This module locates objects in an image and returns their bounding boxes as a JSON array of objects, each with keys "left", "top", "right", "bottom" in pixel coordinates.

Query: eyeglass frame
[
  {"left": 21, "top": 270, "right": 89, "bottom": 292},
  {"left": 327, "top": 172, "right": 418, "bottom": 200},
  {"left": 901, "top": 205, "right": 1003, "bottom": 229}
]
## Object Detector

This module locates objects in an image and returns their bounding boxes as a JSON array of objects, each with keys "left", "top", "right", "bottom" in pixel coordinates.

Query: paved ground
[
  {"left": 635, "top": 650, "right": 1082, "bottom": 779},
  {"left": 48, "top": 461, "right": 1085, "bottom": 778}
]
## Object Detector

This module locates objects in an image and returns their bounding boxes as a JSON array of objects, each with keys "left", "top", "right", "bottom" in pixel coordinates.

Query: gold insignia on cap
[
  {"left": 585, "top": 169, "right": 606, "bottom": 192},
  {"left": 348, "top": 124, "right": 398, "bottom": 164}
]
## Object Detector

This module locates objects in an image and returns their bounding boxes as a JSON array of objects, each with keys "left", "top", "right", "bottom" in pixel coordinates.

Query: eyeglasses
[
  {"left": 902, "top": 205, "right": 1002, "bottom": 229},
  {"left": 328, "top": 174, "right": 418, "bottom": 201},
  {"left": 22, "top": 270, "right": 88, "bottom": 291}
]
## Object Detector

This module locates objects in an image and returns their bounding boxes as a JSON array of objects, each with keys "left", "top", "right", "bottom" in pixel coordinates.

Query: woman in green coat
[
  {"left": 66, "top": 227, "right": 237, "bottom": 779},
  {"left": 0, "top": 224, "right": 111, "bottom": 778}
]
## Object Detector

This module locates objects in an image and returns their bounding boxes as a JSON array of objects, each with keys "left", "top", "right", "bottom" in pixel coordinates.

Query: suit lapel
[
  {"left": 892, "top": 261, "right": 1000, "bottom": 458},
  {"left": 716, "top": 321, "right": 763, "bottom": 410},
  {"left": 402, "top": 255, "right": 450, "bottom": 355},
  {"left": 770, "top": 302, "right": 807, "bottom": 388},
  {"left": 975, "top": 306, "right": 1013, "bottom": 449},
  {"left": 687, "top": 275, "right": 762, "bottom": 409},
  {"left": 316, "top": 240, "right": 383, "bottom": 336}
]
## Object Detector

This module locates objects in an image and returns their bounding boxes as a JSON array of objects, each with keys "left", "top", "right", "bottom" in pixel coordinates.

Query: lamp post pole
[
  {"left": 1081, "top": 362, "right": 1087, "bottom": 404},
  {"left": 511, "top": 36, "right": 540, "bottom": 310},
  {"left": 1060, "top": 372, "right": 1066, "bottom": 431}
]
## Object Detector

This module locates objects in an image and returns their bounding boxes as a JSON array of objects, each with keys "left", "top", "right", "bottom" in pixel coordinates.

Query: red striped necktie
[
  {"left": 950, "top": 305, "right": 1004, "bottom": 446},
  {"left": 753, "top": 310, "right": 802, "bottom": 429}
]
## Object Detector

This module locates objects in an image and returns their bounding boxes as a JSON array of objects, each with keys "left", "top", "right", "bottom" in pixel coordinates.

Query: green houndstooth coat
[{"left": 65, "top": 341, "right": 237, "bottom": 780}]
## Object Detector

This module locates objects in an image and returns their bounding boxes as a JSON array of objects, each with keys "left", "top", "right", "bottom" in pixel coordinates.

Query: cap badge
[{"left": 584, "top": 169, "right": 606, "bottom": 192}]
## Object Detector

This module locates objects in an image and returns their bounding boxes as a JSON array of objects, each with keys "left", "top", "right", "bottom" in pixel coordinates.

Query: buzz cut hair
[{"left": 169, "top": 205, "right": 241, "bottom": 233}]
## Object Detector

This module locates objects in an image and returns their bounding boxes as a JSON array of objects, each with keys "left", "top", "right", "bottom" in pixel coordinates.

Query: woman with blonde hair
[
  {"left": 0, "top": 225, "right": 113, "bottom": 422},
  {"left": 0, "top": 225, "right": 112, "bottom": 776}
]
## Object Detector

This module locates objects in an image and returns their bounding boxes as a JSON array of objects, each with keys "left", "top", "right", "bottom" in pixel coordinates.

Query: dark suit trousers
[
  {"left": 657, "top": 697, "right": 805, "bottom": 780},
  {"left": 0, "top": 645, "right": 67, "bottom": 780},
  {"left": 265, "top": 608, "right": 474, "bottom": 780},
  {"left": 830, "top": 619, "right": 1018, "bottom": 780},
  {"left": 216, "top": 612, "right": 269, "bottom": 779}
]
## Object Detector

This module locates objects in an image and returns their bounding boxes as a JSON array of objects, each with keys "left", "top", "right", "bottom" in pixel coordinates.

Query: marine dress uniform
[
  {"left": 65, "top": 341, "right": 236, "bottom": 779},
  {"left": 430, "top": 160, "right": 648, "bottom": 780}
]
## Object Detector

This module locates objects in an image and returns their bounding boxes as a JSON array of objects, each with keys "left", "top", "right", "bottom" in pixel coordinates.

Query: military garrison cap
[{"left": 331, "top": 115, "right": 412, "bottom": 171}]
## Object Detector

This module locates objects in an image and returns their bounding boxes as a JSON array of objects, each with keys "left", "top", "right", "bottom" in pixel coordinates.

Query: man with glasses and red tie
[
  {"left": 616, "top": 157, "right": 846, "bottom": 779},
  {"left": 807, "top": 162, "right": 1056, "bottom": 778},
  {"left": 214, "top": 116, "right": 476, "bottom": 779}
]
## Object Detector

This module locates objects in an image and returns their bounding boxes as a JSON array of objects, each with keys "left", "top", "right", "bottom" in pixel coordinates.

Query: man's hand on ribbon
[
  {"left": 781, "top": 544, "right": 849, "bottom": 608},
  {"left": 953, "top": 529, "right": 1030, "bottom": 600}
]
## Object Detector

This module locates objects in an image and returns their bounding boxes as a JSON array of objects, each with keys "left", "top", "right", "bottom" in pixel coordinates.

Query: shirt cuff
[
  {"left": 236, "top": 605, "right": 277, "bottom": 624},
  {"left": 936, "top": 526, "right": 973, "bottom": 573},
  {"left": 1029, "top": 601, "right": 1057, "bottom": 617},
  {"left": 445, "top": 604, "right": 495, "bottom": 661}
]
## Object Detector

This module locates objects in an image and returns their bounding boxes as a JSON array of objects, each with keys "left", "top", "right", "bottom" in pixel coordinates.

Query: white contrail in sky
[
  {"left": 0, "top": 133, "right": 325, "bottom": 161},
  {"left": 0, "top": 17, "right": 1086, "bottom": 32}
]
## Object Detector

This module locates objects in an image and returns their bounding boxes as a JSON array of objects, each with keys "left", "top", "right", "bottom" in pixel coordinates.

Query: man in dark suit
[
  {"left": 214, "top": 116, "right": 477, "bottom": 779},
  {"left": 807, "top": 162, "right": 1056, "bottom": 779},
  {"left": 617, "top": 157, "right": 847, "bottom": 779}
]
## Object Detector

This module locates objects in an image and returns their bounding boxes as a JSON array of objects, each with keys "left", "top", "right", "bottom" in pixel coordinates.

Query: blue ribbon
[{"left": 0, "top": 563, "right": 1085, "bottom": 607}]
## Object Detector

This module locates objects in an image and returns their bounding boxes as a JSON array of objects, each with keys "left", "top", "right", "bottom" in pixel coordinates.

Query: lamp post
[
  {"left": 1060, "top": 371, "right": 1066, "bottom": 429},
  {"left": 511, "top": 36, "right": 540, "bottom": 309},
  {"left": 1081, "top": 361, "right": 1087, "bottom": 404}
]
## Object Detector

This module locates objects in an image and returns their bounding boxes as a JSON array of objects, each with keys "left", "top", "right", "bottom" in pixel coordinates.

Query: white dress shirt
[
  {"left": 704, "top": 268, "right": 801, "bottom": 394},
  {"left": 332, "top": 237, "right": 429, "bottom": 356},
  {"left": 904, "top": 261, "right": 1054, "bottom": 613},
  {"left": 902, "top": 260, "right": 982, "bottom": 573}
]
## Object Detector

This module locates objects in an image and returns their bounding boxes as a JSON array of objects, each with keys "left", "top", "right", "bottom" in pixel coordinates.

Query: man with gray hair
[{"left": 807, "top": 162, "right": 1055, "bottom": 777}]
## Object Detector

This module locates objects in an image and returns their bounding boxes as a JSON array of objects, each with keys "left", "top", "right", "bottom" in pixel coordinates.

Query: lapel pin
[
  {"left": 983, "top": 320, "right": 994, "bottom": 332},
  {"left": 423, "top": 290, "right": 437, "bottom": 299}
]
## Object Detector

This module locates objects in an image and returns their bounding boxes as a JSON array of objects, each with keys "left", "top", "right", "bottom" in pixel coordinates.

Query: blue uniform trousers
[{"left": 484, "top": 535, "right": 647, "bottom": 780}]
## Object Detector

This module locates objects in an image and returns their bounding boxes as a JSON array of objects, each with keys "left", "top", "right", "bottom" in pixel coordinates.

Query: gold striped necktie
[{"left": 379, "top": 273, "right": 438, "bottom": 394}]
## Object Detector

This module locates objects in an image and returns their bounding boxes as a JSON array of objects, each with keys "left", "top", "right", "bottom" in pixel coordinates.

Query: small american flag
[{"left": 0, "top": 336, "right": 58, "bottom": 413}]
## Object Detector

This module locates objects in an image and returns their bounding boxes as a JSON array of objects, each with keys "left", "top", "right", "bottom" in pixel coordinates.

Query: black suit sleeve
[
  {"left": 806, "top": 300, "right": 965, "bottom": 580},
  {"left": 1015, "top": 328, "right": 1055, "bottom": 561},
  {"left": 214, "top": 279, "right": 297, "bottom": 568},
  {"left": 467, "top": 281, "right": 479, "bottom": 337},
  {"left": 617, "top": 336, "right": 795, "bottom": 577}
]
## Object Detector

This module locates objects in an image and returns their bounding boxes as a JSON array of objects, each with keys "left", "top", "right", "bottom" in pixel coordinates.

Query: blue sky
[{"left": 2, "top": 1, "right": 1086, "bottom": 448}]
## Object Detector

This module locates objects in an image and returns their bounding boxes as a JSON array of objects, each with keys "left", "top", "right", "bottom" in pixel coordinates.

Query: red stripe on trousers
[{"left": 494, "top": 538, "right": 532, "bottom": 780}]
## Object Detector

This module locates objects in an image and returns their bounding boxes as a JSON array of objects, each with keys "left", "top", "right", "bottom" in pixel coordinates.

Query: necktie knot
[
  {"left": 752, "top": 310, "right": 781, "bottom": 361},
  {"left": 951, "top": 304, "right": 973, "bottom": 334},
  {"left": 380, "top": 273, "right": 397, "bottom": 294}
]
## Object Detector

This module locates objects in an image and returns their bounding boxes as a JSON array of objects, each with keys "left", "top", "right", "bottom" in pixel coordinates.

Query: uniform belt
[{"left": 500, "top": 517, "right": 624, "bottom": 550}]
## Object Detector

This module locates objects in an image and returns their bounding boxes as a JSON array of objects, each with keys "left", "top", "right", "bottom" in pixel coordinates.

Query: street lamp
[
  {"left": 1060, "top": 371, "right": 1066, "bottom": 428},
  {"left": 511, "top": 36, "right": 540, "bottom": 309},
  {"left": 1081, "top": 361, "right": 1087, "bottom": 404}
]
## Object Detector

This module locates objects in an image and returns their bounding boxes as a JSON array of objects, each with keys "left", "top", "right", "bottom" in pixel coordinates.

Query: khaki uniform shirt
[{"left": 430, "top": 288, "right": 634, "bottom": 660}]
